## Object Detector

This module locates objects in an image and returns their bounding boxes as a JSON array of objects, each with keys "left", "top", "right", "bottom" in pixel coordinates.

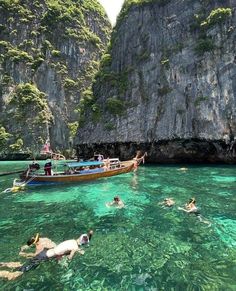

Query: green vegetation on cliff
[
  {"left": 9, "top": 83, "right": 52, "bottom": 124},
  {"left": 1, "top": 83, "right": 53, "bottom": 153},
  {"left": 191, "top": 7, "right": 232, "bottom": 55},
  {"left": 0, "top": 0, "right": 111, "bottom": 156}
]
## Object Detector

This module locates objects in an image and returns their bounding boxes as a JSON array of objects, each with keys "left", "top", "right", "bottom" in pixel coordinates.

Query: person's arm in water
[
  {"left": 67, "top": 248, "right": 84, "bottom": 260},
  {"left": 19, "top": 237, "right": 56, "bottom": 258},
  {"left": 178, "top": 207, "right": 190, "bottom": 212},
  {"left": 19, "top": 245, "right": 35, "bottom": 258},
  {"left": 106, "top": 201, "right": 115, "bottom": 207},
  {"left": 178, "top": 206, "right": 196, "bottom": 213}
]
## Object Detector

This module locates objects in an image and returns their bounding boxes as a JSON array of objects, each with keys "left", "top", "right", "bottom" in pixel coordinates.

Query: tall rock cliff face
[
  {"left": 0, "top": 0, "right": 111, "bottom": 158},
  {"left": 76, "top": 0, "right": 236, "bottom": 163}
]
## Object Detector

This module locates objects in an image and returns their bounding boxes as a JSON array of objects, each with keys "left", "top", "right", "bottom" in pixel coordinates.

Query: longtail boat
[{"left": 17, "top": 158, "right": 142, "bottom": 186}]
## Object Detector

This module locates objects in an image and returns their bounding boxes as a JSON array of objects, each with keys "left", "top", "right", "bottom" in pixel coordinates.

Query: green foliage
[
  {"left": 191, "top": 8, "right": 231, "bottom": 56},
  {"left": 31, "top": 30, "right": 38, "bottom": 37},
  {"left": 195, "top": 38, "right": 215, "bottom": 55},
  {"left": 82, "top": 0, "right": 106, "bottom": 17},
  {"left": 6, "top": 48, "right": 33, "bottom": 63},
  {"left": 51, "top": 50, "right": 61, "bottom": 57},
  {"left": 0, "top": 0, "right": 110, "bottom": 153},
  {"left": 31, "top": 56, "right": 44, "bottom": 70},
  {"left": 9, "top": 138, "right": 23, "bottom": 152},
  {"left": 116, "top": 0, "right": 170, "bottom": 27},
  {"left": 20, "top": 18, "right": 29, "bottom": 23},
  {"left": 201, "top": 8, "right": 232, "bottom": 27},
  {"left": 96, "top": 69, "right": 129, "bottom": 96},
  {"left": 0, "top": 40, "right": 9, "bottom": 47},
  {"left": 68, "top": 121, "right": 79, "bottom": 138},
  {"left": 41, "top": 4, "right": 61, "bottom": 27},
  {"left": 81, "top": 89, "right": 95, "bottom": 106},
  {"left": 105, "top": 97, "right": 125, "bottom": 115},
  {"left": 80, "top": 27, "right": 101, "bottom": 46},
  {"left": 9, "top": 83, "right": 52, "bottom": 124},
  {"left": 1, "top": 74, "right": 12, "bottom": 85},
  {"left": 161, "top": 58, "right": 169, "bottom": 67},
  {"left": 43, "top": 40, "right": 53, "bottom": 50},
  {"left": 63, "top": 78, "right": 77, "bottom": 89},
  {"left": 0, "top": 126, "right": 11, "bottom": 150},
  {"left": 91, "top": 103, "right": 102, "bottom": 122},
  {"left": 100, "top": 53, "right": 112, "bottom": 69},
  {"left": 4, "top": 83, "right": 53, "bottom": 153},
  {"left": 65, "top": 28, "right": 80, "bottom": 40}
]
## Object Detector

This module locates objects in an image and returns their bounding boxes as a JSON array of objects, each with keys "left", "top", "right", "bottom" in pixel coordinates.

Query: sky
[{"left": 98, "top": 0, "right": 125, "bottom": 26}]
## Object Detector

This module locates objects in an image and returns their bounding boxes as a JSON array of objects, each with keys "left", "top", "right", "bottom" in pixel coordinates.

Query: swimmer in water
[
  {"left": 106, "top": 196, "right": 125, "bottom": 208},
  {"left": 159, "top": 198, "right": 175, "bottom": 207},
  {"left": 178, "top": 198, "right": 211, "bottom": 225}
]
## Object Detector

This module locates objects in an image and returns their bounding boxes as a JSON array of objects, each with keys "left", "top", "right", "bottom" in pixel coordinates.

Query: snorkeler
[
  {"left": 106, "top": 196, "right": 125, "bottom": 208},
  {"left": 0, "top": 231, "right": 93, "bottom": 280},
  {"left": 0, "top": 233, "right": 56, "bottom": 280},
  {"left": 19, "top": 233, "right": 56, "bottom": 258}
]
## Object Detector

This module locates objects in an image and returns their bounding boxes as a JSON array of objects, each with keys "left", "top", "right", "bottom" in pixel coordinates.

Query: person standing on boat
[
  {"left": 44, "top": 160, "right": 52, "bottom": 175},
  {"left": 105, "top": 157, "right": 110, "bottom": 170},
  {"left": 98, "top": 154, "right": 103, "bottom": 161}
]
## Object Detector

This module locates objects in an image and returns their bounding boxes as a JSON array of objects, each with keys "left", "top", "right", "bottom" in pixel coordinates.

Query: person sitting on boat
[
  {"left": 106, "top": 196, "right": 125, "bottom": 208},
  {"left": 159, "top": 198, "right": 175, "bottom": 207},
  {"left": 0, "top": 231, "right": 93, "bottom": 280},
  {"left": 29, "top": 161, "right": 40, "bottom": 172},
  {"left": 134, "top": 151, "right": 147, "bottom": 164}
]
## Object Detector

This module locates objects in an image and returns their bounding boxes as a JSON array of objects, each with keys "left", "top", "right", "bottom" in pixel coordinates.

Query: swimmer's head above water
[
  {"left": 188, "top": 197, "right": 196, "bottom": 204},
  {"left": 27, "top": 233, "right": 39, "bottom": 246}
]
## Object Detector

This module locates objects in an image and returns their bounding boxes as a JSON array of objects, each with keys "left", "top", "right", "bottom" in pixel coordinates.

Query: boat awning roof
[{"left": 65, "top": 161, "right": 104, "bottom": 168}]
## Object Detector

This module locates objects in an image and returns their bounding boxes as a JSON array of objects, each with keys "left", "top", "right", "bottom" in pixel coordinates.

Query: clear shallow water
[{"left": 0, "top": 161, "right": 236, "bottom": 290}]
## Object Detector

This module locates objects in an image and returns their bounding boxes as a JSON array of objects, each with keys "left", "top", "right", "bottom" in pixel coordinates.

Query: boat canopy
[{"left": 65, "top": 161, "right": 104, "bottom": 168}]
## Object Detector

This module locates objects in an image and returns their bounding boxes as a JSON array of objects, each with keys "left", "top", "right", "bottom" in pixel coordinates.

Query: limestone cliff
[
  {"left": 0, "top": 0, "right": 111, "bottom": 158},
  {"left": 76, "top": 0, "right": 236, "bottom": 163}
]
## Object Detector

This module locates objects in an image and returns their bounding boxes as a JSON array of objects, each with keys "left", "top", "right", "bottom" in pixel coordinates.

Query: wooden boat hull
[{"left": 22, "top": 161, "right": 135, "bottom": 185}]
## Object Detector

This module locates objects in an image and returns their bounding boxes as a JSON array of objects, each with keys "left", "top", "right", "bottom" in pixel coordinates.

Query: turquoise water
[{"left": 0, "top": 161, "right": 236, "bottom": 290}]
